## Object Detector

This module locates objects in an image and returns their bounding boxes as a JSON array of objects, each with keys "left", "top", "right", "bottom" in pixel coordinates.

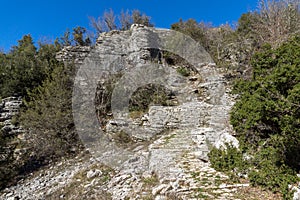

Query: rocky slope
[{"left": 0, "top": 25, "right": 289, "bottom": 200}]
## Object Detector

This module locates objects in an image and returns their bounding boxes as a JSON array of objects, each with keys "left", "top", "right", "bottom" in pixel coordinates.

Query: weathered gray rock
[
  {"left": 0, "top": 97, "right": 22, "bottom": 123},
  {"left": 294, "top": 183, "right": 300, "bottom": 200},
  {"left": 86, "top": 169, "right": 102, "bottom": 179},
  {"left": 1, "top": 26, "right": 242, "bottom": 200},
  {"left": 62, "top": 25, "right": 239, "bottom": 199},
  {"left": 0, "top": 97, "right": 26, "bottom": 163},
  {"left": 55, "top": 46, "right": 91, "bottom": 66}
]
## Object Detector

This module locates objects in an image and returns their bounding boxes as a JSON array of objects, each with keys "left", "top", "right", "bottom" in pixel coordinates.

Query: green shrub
[
  {"left": 249, "top": 146, "right": 298, "bottom": 199},
  {"left": 209, "top": 143, "right": 299, "bottom": 199},
  {"left": 228, "top": 36, "right": 300, "bottom": 199},
  {"left": 208, "top": 143, "right": 249, "bottom": 179},
  {"left": 176, "top": 67, "right": 190, "bottom": 77}
]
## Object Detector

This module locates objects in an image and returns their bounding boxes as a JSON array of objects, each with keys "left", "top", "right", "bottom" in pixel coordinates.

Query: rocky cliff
[{"left": 0, "top": 25, "right": 283, "bottom": 200}]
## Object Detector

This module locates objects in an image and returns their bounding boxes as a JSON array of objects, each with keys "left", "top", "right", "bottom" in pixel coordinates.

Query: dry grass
[
  {"left": 46, "top": 164, "right": 114, "bottom": 200},
  {"left": 234, "top": 185, "right": 282, "bottom": 200}
]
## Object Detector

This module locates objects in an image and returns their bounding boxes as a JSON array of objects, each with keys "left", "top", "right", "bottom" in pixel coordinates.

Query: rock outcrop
[
  {"left": 0, "top": 96, "right": 24, "bottom": 144},
  {"left": 55, "top": 46, "right": 91, "bottom": 66},
  {"left": 1, "top": 25, "right": 248, "bottom": 200},
  {"left": 0, "top": 96, "right": 23, "bottom": 136},
  {"left": 0, "top": 97, "right": 26, "bottom": 176}
]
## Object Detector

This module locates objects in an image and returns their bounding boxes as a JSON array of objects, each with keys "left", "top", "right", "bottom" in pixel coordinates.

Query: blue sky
[{"left": 0, "top": 0, "right": 258, "bottom": 52}]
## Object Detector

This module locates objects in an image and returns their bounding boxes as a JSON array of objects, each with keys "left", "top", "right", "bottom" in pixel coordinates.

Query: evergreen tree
[
  {"left": 0, "top": 35, "right": 61, "bottom": 98},
  {"left": 20, "top": 62, "right": 80, "bottom": 161}
]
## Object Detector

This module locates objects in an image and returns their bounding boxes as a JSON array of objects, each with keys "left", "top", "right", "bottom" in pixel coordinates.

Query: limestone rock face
[
  {"left": 55, "top": 46, "right": 91, "bottom": 66},
  {"left": 2, "top": 26, "right": 242, "bottom": 200},
  {"left": 0, "top": 96, "right": 23, "bottom": 137},
  {"left": 0, "top": 97, "right": 25, "bottom": 164}
]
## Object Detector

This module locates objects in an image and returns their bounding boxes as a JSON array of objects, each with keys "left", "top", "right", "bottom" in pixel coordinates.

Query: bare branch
[
  {"left": 103, "top": 9, "right": 117, "bottom": 31},
  {"left": 119, "top": 9, "right": 132, "bottom": 31},
  {"left": 254, "top": 0, "right": 300, "bottom": 47},
  {"left": 89, "top": 16, "right": 104, "bottom": 35}
]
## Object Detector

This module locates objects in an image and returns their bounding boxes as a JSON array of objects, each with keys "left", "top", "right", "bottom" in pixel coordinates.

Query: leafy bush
[
  {"left": 228, "top": 36, "right": 300, "bottom": 199},
  {"left": 249, "top": 146, "right": 298, "bottom": 199},
  {"left": 209, "top": 36, "right": 300, "bottom": 199},
  {"left": 209, "top": 143, "right": 298, "bottom": 199},
  {"left": 208, "top": 143, "right": 250, "bottom": 184},
  {"left": 209, "top": 144, "right": 247, "bottom": 172}
]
